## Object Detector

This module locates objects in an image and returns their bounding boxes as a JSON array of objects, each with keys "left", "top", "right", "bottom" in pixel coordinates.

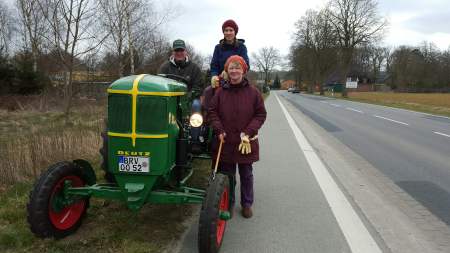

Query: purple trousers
[{"left": 219, "top": 162, "right": 254, "bottom": 208}]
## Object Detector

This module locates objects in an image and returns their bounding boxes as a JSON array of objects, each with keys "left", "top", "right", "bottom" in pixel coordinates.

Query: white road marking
[
  {"left": 330, "top": 103, "right": 341, "bottom": 107},
  {"left": 434, "top": 131, "right": 450, "bottom": 138},
  {"left": 373, "top": 115, "right": 409, "bottom": 126},
  {"left": 276, "top": 94, "right": 382, "bottom": 253},
  {"left": 346, "top": 107, "right": 364, "bottom": 114}
]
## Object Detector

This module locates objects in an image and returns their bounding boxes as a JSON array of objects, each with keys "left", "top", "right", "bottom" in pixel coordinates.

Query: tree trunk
[
  {"left": 340, "top": 48, "right": 354, "bottom": 97},
  {"left": 63, "top": 70, "right": 73, "bottom": 122},
  {"left": 32, "top": 42, "right": 38, "bottom": 72},
  {"left": 126, "top": 7, "right": 135, "bottom": 74},
  {"left": 264, "top": 70, "right": 269, "bottom": 86}
]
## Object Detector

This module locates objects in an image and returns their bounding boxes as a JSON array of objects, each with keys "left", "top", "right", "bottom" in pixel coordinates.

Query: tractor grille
[
  {"left": 137, "top": 96, "right": 167, "bottom": 133},
  {"left": 108, "top": 94, "right": 132, "bottom": 133}
]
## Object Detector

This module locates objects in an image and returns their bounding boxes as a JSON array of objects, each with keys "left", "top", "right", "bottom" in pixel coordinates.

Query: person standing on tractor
[
  {"left": 203, "top": 19, "right": 250, "bottom": 179},
  {"left": 208, "top": 55, "right": 266, "bottom": 218},
  {"left": 158, "top": 39, "right": 204, "bottom": 98},
  {"left": 203, "top": 19, "right": 250, "bottom": 124},
  {"left": 209, "top": 19, "right": 250, "bottom": 89}
]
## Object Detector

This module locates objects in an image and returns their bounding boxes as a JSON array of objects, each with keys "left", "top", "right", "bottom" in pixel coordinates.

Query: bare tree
[
  {"left": 16, "top": 0, "right": 48, "bottom": 72},
  {"left": 288, "top": 45, "right": 302, "bottom": 88},
  {"left": 39, "top": 0, "right": 105, "bottom": 117},
  {"left": 388, "top": 42, "right": 449, "bottom": 92},
  {"left": 141, "top": 32, "right": 170, "bottom": 74},
  {"left": 124, "top": 0, "right": 135, "bottom": 74},
  {"left": 327, "top": 0, "right": 387, "bottom": 96},
  {"left": 252, "top": 46, "right": 281, "bottom": 86},
  {"left": 368, "top": 46, "right": 389, "bottom": 83},
  {"left": 98, "top": 0, "right": 127, "bottom": 76},
  {"left": 128, "top": 1, "right": 178, "bottom": 74},
  {"left": 98, "top": 0, "right": 175, "bottom": 76},
  {"left": 293, "top": 9, "right": 338, "bottom": 94},
  {"left": 0, "top": 2, "right": 15, "bottom": 56},
  {"left": 185, "top": 43, "right": 205, "bottom": 70}
]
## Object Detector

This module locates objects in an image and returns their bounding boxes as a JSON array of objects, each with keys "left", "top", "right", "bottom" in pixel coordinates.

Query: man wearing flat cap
[{"left": 158, "top": 39, "right": 203, "bottom": 98}]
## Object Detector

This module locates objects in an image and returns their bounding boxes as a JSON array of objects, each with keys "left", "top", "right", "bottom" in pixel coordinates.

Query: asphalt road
[
  {"left": 280, "top": 92, "right": 450, "bottom": 226},
  {"left": 177, "top": 92, "right": 356, "bottom": 253},
  {"left": 174, "top": 94, "right": 396, "bottom": 253}
]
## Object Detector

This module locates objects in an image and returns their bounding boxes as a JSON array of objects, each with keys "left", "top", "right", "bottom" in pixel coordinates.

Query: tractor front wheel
[
  {"left": 198, "top": 173, "right": 230, "bottom": 253},
  {"left": 27, "top": 161, "right": 92, "bottom": 238}
]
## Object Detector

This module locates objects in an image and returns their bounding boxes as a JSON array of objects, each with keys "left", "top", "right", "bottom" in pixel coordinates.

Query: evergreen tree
[{"left": 273, "top": 73, "right": 281, "bottom": 89}]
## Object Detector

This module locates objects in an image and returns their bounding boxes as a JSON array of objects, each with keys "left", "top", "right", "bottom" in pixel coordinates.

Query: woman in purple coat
[{"left": 209, "top": 55, "right": 267, "bottom": 218}]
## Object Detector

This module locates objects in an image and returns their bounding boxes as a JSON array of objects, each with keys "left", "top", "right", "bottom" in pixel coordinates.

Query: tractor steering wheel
[{"left": 158, "top": 74, "right": 189, "bottom": 85}]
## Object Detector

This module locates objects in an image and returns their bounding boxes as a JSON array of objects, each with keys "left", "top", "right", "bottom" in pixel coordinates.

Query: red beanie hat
[
  {"left": 222, "top": 19, "right": 239, "bottom": 34},
  {"left": 224, "top": 55, "right": 248, "bottom": 73}
]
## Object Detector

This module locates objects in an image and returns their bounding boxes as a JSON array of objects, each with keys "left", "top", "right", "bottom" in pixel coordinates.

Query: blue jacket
[{"left": 210, "top": 39, "right": 250, "bottom": 76}]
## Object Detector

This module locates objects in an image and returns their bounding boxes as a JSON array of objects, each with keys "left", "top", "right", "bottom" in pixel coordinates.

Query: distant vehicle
[
  {"left": 292, "top": 88, "right": 300, "bottom": 93},
  {"left": 287, "top": 87, "right": 294, "bottom": 92}
]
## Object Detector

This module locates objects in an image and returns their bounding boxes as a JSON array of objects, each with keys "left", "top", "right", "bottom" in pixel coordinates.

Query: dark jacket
[
  {"left": 210, "top": 39, "right": 250, "bottom": 76},
  {"left": 201, "top": 86, "right": 214, "bottom": 124},
  {"left": 209, "top": 78, "right": 267, "bottom": 164},
  {"left": 158, "top": 56, "right": 203, "bottom": 97}
]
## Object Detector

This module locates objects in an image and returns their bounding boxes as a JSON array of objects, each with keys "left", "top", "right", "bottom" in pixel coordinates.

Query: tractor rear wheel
[
  {"left": 27, "top": 161, "right": 93, "bottom": 238},
  {"left": 100, "top": 131, "right": 116, "bottom": 183},
  {"left": 198, "top": 173, "right": 230, "bottom": 253}
]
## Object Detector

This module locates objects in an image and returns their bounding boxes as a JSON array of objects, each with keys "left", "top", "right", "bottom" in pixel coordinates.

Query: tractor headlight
[{"left": 189, "top": 113, "right": 203, "bottom": 127}]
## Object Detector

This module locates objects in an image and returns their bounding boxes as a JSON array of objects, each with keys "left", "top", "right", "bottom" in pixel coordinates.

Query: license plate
[{"left": 118, "top": 156, "right": 150, "bottom": 173}]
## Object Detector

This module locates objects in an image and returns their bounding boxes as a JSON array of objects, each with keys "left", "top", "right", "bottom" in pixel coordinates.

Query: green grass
[
  {"left": 0, "top": 103, "right": 105, "bottom": 145},
  {"left": 0, "top": 159, "right": 210, "bottom": 253},
  {"left": 0, "top": 98, "right": 212, "bottom": 253},
  {"left": 322, "top": 91, "right": 450, "bottom": 117}
]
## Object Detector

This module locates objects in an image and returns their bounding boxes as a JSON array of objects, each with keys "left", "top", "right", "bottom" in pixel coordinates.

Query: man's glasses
[{"left": 174, "top": 49, "right": 185, "bottom": 52}]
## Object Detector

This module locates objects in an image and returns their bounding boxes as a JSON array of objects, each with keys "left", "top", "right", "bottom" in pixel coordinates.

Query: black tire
[
  {"left": 198, "top": 173, "right": 230, "bottom": 253},
  {"left": 27, "top": 161, "right": 92, "bottom": 238},
  {"left": 100, "top": 131, "right": 116, "bottom": 183}
]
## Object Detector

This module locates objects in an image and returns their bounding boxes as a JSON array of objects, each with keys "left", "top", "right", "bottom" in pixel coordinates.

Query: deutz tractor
[{"left": 26, "top": 74, "right": 232, "bottom": 253}]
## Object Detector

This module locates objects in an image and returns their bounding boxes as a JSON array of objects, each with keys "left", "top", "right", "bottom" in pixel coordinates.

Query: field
[
  {"left": 0, "top": 96, "right": 211, "bottom": 253},
  {"left": 326, "top": 92, "right": 450, "bottom": 117}
]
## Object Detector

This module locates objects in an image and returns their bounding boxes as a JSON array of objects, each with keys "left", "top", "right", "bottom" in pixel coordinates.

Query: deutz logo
[{"left": 117, "top": 150, "right": 150, "bottom": 156}]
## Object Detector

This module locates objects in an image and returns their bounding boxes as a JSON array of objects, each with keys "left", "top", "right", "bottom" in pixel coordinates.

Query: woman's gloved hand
[
  {"left": 211, "top": 76, "right": 219, "bottom": 88},
  {"left": 220, "top": 70, "right": 228, "bottom": 81},
  {"left": 218, "top": 132, "right": 226, "bottom": 143},
  {"left": 238, "top": 133, "right": 251, "bottom": 155}
]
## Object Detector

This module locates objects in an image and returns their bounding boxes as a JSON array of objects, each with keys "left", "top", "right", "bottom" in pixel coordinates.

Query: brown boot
[{"left": 241, "top": 207, "right": 253, "bottom": 218}]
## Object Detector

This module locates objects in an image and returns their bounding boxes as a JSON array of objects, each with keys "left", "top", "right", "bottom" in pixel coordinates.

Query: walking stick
[{"left": 212, "top": 138, "right": 223, "bottom": 180}]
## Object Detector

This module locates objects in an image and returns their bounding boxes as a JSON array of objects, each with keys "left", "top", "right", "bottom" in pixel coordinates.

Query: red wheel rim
[
  {"left": 48, "top": 175, "right": 86, "bottom": 230},
  {"left": 216, "top": 187, "right": 229, "bottom": 246}
]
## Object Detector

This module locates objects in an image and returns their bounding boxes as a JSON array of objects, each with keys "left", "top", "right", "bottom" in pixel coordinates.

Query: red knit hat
[
  {"left": 222, "top": 19, "right": 238, "bottom": 34},
  {"left": 224, "top": 55, "right": 248, "bottom": 73}
]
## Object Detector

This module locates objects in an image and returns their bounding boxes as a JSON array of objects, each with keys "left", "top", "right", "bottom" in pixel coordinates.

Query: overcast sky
[
  {"left": 4, "top": 0, "right": 450, "bottom": 60},
  {"left": 161, "top": 0, "right": 450, "bottom": 58}
]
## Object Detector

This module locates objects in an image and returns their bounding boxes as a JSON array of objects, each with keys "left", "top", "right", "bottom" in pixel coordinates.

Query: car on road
[
  {"left": 291, "top": 88, "right": 300, "bottom": 93},
  {"left": 287, "top": 87, "right": 294, "bottom": 92}
]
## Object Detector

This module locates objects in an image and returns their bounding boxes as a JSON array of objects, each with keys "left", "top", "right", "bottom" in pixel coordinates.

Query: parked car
[
  {"left": 287, "top": 87, "right": 294, "bottom": 92},
  {"left": 291, "top": 88, "right": 300, "bottom": 93}
]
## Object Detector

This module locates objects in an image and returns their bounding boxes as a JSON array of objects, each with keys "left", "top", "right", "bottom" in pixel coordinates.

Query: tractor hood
[{"left": 108, "top": 74, "right": 187, "bottom": 94}]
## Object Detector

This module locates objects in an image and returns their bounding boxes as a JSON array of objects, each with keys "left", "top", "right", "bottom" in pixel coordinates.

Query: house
[{"left": 281, "top": 80, "right": 296, "bottom": 90}]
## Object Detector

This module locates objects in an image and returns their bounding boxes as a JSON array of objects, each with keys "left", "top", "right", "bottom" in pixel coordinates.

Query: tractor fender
[{"left": 73, "top": 159, "right": 97, "bottom": 185}]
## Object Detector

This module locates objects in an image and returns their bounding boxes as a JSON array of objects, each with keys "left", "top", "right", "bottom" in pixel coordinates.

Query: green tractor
[{"left": 27, "top": 74, "right": 232, "bottom": 253}]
